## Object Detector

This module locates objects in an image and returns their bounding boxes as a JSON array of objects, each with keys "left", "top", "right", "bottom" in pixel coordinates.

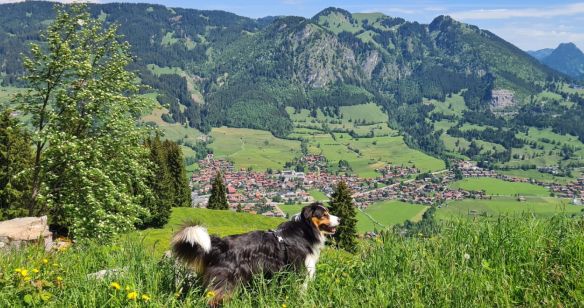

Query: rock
[
  {"left": 87, "top": 267, "right": 128, "bottom": 280},
  {"left": 0, "top": 216, "right": 53, "bottom": 251}
]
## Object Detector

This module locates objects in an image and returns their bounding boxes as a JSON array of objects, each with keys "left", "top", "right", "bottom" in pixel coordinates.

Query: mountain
[
  {"left": 2, "top": 2, "right": 582, "bottom": 164},
  {"left": 539, "top": 43, "right": 584, "bottom": 79},
  {"left": 527, "top": 48, "right": 554, "bottom": 61}
]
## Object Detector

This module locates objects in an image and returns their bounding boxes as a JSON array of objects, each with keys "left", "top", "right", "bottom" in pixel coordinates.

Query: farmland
[
  {"left": 436, "top": 196, "right": 582, "bottom": 220},
  {"left": 448, "top": 177, "right": 550, "bottom": 196},
  {"left": 209, "top": 127, "right": 301, "bottom": 171}
]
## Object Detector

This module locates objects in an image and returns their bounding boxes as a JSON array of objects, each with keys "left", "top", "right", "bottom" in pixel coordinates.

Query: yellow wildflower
[
  {"left": 127, "top": 291, "right": 138, "bottom": 301},
  {"left": 14, "top": 268, "right": 23, "bottom": 273},
  {"left": 206, "top": 291, "right": 216, "bottom": 298},
  {"left": 282, "top": 304, "right": 287, "bottom": 308},
  {"left": 141, "top": 294, "right": 151, "bottom": 302},
  {"left": 42, "top": 259, "right": 49, "bottom": 264},
  {"left": 56, "top": 276, "right": 63, "bottom": 281},
  {"left": 19, "top": 269, "right": 29, "bottom": 277},
  {"left": 32, "top": 269, "right": 39, "bottom": 274},
  {"left": 110, "top": 282, "right": 121, "bottom": 290}
]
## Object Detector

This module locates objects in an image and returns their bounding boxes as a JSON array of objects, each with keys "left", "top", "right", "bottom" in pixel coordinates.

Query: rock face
[
  {"left": 0, "top": 216, "right": 53, "bottom": 251},
  {"left": 491, "top": 89, "right": 515, "bottom": 110}
]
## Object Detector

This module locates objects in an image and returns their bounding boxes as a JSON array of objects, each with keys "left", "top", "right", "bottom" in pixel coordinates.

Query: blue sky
[{"left": 8, "top": 1, "right": 584, "bottom": 51}]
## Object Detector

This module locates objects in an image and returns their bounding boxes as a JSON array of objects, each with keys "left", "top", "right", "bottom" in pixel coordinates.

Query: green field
[
  {"left": 280, "top": 200, "right": 427, "bottom": 233},
  {"left": 449, "top": 177, "right": 550, "bottom": 196},
  {"left": 209, "top": 127, "right": 301, "bottom": 171},
  {"left": 132, "top": 207, "right": 283, "bottom": 255},
  {"left": 339, "top": 103, "right": 387, "bottom": 123},
  {"left": 356, "top": 201, "right": 428, "bottom": 232},
  {"left": 436, "top": 196, "right": 582, "bottom": 220},
  {"left": 427, "top": 93, "right": 467, "bottom": 116},
  {"left": 3, "top": 213, "right": 583, "bottom": 306},
  {"left": 498, "top": 169, "right": 579, "bottom": 184},
  {"left": 308, "top": 189, "right": 328, "bottom": 201}
]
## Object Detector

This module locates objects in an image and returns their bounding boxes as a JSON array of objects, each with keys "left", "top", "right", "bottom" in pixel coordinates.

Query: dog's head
[{"left": 293, "top": 202, "right": 340, "bottom": 234}]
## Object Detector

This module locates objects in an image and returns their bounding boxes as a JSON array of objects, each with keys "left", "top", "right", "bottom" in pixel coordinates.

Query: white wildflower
[{"left": 463, "top": 253, "right": 470, "bottom": 260}]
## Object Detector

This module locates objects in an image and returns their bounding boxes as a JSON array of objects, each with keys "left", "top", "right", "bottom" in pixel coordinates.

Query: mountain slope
[
  {"left": 541, "top": 43, "right": 584, "bottom": 79},
  {"left": 528, "top": 48, "right": 554, "bottom": 61}
]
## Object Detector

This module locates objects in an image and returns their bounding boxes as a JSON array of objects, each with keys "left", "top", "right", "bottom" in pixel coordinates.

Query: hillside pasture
[
  {"left": 448, "top": 177, "right": 549, "bottom": 196},
  {"left": 356, "top": 200, "right": 428, "bottom": 232},
  {"left": 133, "top": 207, "right": 283, "bottom": 255},
  {"left": 436, "top": 196, "right": 582, "bottom": 220},
  {"left": 209, "top": 127, "right": 301, "bottom": 171}
]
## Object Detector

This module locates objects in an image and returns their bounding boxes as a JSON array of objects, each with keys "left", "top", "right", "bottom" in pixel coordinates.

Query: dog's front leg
[{"left": 301, "top": 253, "right": 318, "bottom": 291}]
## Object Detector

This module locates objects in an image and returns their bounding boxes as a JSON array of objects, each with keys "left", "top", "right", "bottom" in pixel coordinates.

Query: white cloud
[{"left": 451, "top": 3, "right": 584, "bottom": 20}]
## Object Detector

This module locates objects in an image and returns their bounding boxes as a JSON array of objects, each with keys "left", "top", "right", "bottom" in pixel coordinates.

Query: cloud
[{"left": 451, "top": 2, "right": 584, "bottom": 20}]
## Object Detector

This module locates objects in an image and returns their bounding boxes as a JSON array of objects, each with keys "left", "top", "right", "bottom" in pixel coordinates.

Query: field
[
  {"left": 209, "top": 127, "right": 301, "bottom": 171},
  {"left": 449, "top": 177, "right": 550, "bottom": 196},
  {"left": 308, "top": 189, "right": 328, "bottom": 201},
  {"left": 1, "top": 213, "right": 583, "bottom": 306},
  {"left": 280, "top": 201, "right": 427, "bottom": 233},
  {"left": 355, "top": 200, "right": 428, "bottom": 232},
  {"left": 132, "top": 207, "right": 283, "bottom": 255},
  {"left": 436, "top": 196, "right": 582, "bottom": 220},
  {"left": 287, "top": 105, "right": 445, "bottom": 177}
]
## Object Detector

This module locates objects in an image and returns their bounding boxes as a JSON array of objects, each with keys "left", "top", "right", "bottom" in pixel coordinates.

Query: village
[{"left": 190, "top": 154, "right": 584, "bottom": 217}]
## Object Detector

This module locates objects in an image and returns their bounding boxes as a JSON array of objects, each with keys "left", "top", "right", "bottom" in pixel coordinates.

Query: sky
[{"left": 3, "top": 0, "right": 584, "bottom": 51}]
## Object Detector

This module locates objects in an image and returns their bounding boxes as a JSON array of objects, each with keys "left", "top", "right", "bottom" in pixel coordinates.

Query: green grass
[
  {"left": 436, "top": 196, "right": 582, "bottom": 220},
  {"left": 339, "top": 103, "right": 387, "bottom": 123},
  {"left": 209, "top": 127, "right": 301, "bottom": 171},
  {"left": 2, "top": 216, "right": 583, "bottom": 306},
  {"left": 133, "top": 207, "right": 283, "bottom": 256},
  {"left": 427, "top": 93, "right": 467, "bottom": 117},
  {"left": 449, "top": 177, "right": 550, "bottom": 196},
  {"left": 498, "top": 169, "right": 578, "bottom": 184},
  {"left": 308, "top": 189, "right": 328, "bottom": 201},
  {"left": 280, "top": 201, "right": 427, "bottom": 233},
  {"left": 356, "top": 200, "right": 428, "bottom": 232}
]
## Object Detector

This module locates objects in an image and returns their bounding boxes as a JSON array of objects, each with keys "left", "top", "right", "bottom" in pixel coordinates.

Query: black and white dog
[{"left": 171, "top": 202, "right": 340, "bottom": 306}]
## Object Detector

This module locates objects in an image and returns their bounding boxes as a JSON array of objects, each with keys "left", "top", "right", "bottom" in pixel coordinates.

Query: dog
[{"left": 171, "top": 202, "right": 340, "bottom": 306}]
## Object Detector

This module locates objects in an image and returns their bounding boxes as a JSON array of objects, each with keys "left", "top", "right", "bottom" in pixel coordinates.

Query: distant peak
[
  {"left": 312, "top": 7, "right": 351, "bottom": 20},
  {"left": 429, "top": 15, "right": 459, "bottom": 31},
  {"left": 556, "top": 42, "right": 578, "bottom": 50}
]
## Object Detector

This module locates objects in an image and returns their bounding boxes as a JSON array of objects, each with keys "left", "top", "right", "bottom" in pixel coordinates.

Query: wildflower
[
  {"left": 141, "top": 294, "right": 151, "bottom": 302},
  {"left": 282, "top": 304, "right": 287, "bottom": 308},
  {"left": 463, "top": 253, "right": 470, "bottom": 260},
  {"left": 77, "top": 19, "right": 85, "bottom": 26},
  {"left": 32, "top": 269, "right": 40, "bottom": 274},
  {"left": 110, "top": 282, "right": 121, "bottom": 290},
  {"left": 42, "top": 259, "right": 49, "bottom": 264},
  {"left": 19, "top": 269, "right": 29, "bottom": 277},
  {"left": 56, "top": 276, "right": 63, "bottom": 282},
  {"left": 127, "top": 291, "right": 138, "bottom": 301},
  {"left": 14, "top": 268, "right": 23, "bottom": 273},
  {"left": 206, "top": 291, "right": 216, "bottom": 298}
]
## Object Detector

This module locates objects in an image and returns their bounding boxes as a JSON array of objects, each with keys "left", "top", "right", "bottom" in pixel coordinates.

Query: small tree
[
  {"left": 18, "top": 4, "right": 152, "bottom": 240},
  {"left": 141, "top": 135, "right": 173, "bottom": 228},
  {"left": 164, "top": 140, "right": 191, "bottom": 207},
  {"left": 0, "top": 109, "right": 33, "bottom": 219},
  {"left": 329, "top": 180, "right": 357, "bottom": 253},
  {"left": 207, "top": 172, "right": 228, "bottom": 210}
]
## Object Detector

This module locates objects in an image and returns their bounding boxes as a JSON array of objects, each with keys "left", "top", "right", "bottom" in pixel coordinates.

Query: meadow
[
  {"left": 1, "top": 214, "right": 583, "bottom": 306},
  {"left": 436, "top": 196, "right": 583, "bottom": 220},
  {"left": 208, "top": 127, "right": 301, "bottom": 171},
  {"left": 280, "top": 200, "right": 428, "bottom": 233},
  {"left": 448, "top": 177, "right": 550, "bottom": 196}
]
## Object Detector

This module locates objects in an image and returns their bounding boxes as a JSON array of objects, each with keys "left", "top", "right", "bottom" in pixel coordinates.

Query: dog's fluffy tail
[{"left": 171, "top": 224, "right": 212, "bottom": 274}]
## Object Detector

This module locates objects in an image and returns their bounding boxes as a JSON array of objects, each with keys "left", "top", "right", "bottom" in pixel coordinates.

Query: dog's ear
[{"left": 301, "top": 205, "right": 314, "bottom": 221}]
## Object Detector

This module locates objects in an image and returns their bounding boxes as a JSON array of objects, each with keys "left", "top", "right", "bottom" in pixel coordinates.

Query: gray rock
[{"left": 0, "top": 216, "right": 53, "bottom": 251}]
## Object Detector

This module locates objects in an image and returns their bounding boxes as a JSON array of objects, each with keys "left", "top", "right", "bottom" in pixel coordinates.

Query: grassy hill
[
  {"left": 1, "top": 213, "right": 583, "bottom": 306},
  {"left": 132, "top": 207, "right": 283, "bottom": 255}
]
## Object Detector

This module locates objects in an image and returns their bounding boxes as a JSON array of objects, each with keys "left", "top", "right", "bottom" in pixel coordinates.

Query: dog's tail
[{"left": 171, "top": 224, "right": 213, "bottom": 274}]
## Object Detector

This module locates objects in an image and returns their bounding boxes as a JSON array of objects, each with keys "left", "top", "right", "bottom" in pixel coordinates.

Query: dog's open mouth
[{"left": 321, "top": 225, "right": 337, "bottom": 234}]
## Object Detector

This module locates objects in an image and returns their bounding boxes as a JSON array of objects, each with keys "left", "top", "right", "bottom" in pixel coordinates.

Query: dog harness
[{"left": 269, "top": 229, "right": 290, "bottom": 264}]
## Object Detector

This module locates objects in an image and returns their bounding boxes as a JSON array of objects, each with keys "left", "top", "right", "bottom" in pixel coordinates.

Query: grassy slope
[
  {"left": 436, "top": 196, "right": 582, "bottom": 220},
  {"left": 209, "top": 127, "right": 301, "bottom": 171},
  {"left": 356, "top": 200, "right": 428, "bottom": 232},
  {"left": 2, "top": 217, "right": 583, "bottom": 306},
  {"left": 132, "top": 207, "right": 283, "bottom": 255},
  {"left": 449, "top": 177, "right": 550, "bottom": 196},
  {"left": 280, "top": 201, "right": 427, "bottom": 233}
]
